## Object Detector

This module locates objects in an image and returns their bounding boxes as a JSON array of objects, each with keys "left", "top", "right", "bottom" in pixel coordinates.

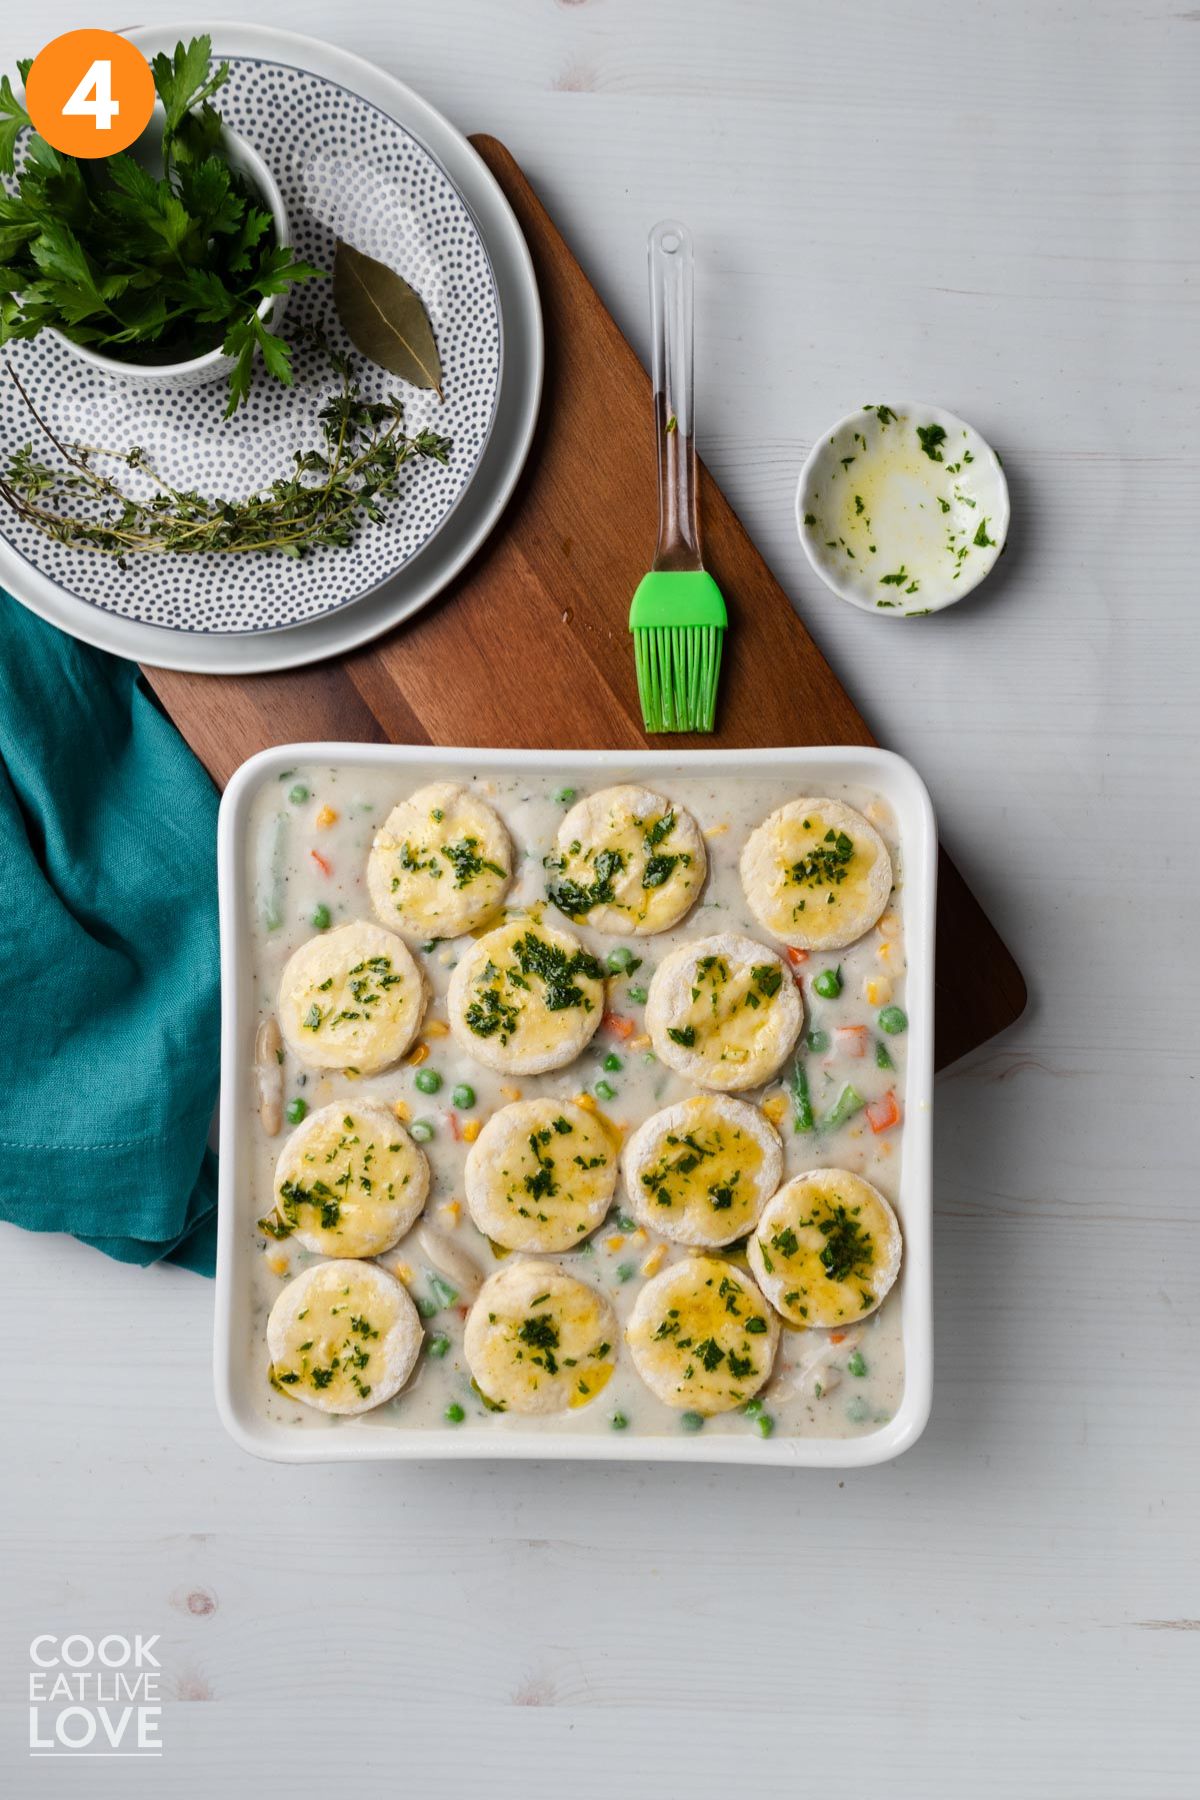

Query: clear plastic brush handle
[{"left": 648, "top": 220, "right": 702, "bottom": 572}]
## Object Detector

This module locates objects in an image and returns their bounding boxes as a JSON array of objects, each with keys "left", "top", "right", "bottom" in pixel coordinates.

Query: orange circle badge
[{"left": 25, "top": 30, "right": 155, "bottom": 159}]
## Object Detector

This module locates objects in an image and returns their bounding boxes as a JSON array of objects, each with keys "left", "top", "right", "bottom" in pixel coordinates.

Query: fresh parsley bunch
[{"left": 0, "top": 37, "right": 320, "bottom": 413}]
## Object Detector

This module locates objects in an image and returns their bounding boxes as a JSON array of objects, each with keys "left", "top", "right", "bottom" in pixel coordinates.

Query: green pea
[
  {"left": 414, "top": 1067, "right": 442, "bottom": 1095},
  {"left": 444, "top": 1402, "right": 465, "bottom": 1423},
  {"left": 603, "top": 1053, "right": 623, "bottom": 1072},
  {"left": 875, "top": 1038, "right": 894, "bottom": 1070},
  {"left": 627, "top": 985, "right": 648, "bottom": 1004},
  {"left": 680, "top": 1411, "right": 705, "bottom": 1433},
  {"left": 756, "top": 1413, "right": 775, "bottom": 1438},
  {"left": 605, "top": 946, "right": 637, "bottom": 973},
  {"left": 553, "top": 786, "right": 577, "bottom": 805},
  {"left": 846, "top": 1396, "right": 871, "bottom": 1424},
  {"left": 616, "top": 1262, "right": 635, "bottom": 1283},
  {"left": 451, "top": 1083, "right": 475, "bottom": 1110},
  {"left": 284, "top": 1097, "right": 307, "bottom": 1126},
  {"left": 878, "top": 1005, "right": 908, "bottom": 1035},
  {"left": 741, "top": 1398, "right": 763, "bottom": 1419},
  {"left": 813, "top": 965, "right": 843, "bottom": 999},
  {"left": 611, "top": 1412, "right": 629, "bottom": 1431},
  {"left": 427, "top": 1334, "right": 451, "bottom": 1359},
  {"left": 311, "top": 902, "right": 331, "bottom": 931},
  {"left": 807, "top": 1028, "right": 830, "bottom": 1054},
  {"left": 288, "top": 783, "right": 309, "bottom": 804},
  {"left": 615, "top": 1211, "right": 636, "bottom": 1232},
  {"left": 594, "top": 1079, "right": 616, "bottom": 1101},
  {"left": 409, "top": 1119, "right": 435, "bottom": 1143},
  {"left": 848, "top": 1349, "right": 868, "bottom": 1377}
]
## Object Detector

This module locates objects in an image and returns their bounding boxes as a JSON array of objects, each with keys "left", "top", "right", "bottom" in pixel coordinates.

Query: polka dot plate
[{"left": 0, "top": 34, "right": 513, "bottom": 637}]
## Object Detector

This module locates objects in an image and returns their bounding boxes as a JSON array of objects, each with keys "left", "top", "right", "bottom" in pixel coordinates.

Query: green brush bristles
[{"left": 629, "top": 569, "right": 728, "bottom": 734}]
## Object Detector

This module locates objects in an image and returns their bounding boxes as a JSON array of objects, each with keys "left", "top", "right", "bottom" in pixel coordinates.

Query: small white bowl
[
  {"left": 48, "top": 106, "right": 291, "bottom": 394},
  {"left": 796, "top": 402, "right": 1009, "bottom": 615}
]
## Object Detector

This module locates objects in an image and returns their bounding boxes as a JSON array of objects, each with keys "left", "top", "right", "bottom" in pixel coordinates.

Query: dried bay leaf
[{"left": 333, "top": 240, "right": 443, "bottom": 397}]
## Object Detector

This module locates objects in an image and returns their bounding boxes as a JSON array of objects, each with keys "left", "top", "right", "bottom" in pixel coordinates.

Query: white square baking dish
[{"left": 216, "top": 744, "right": 935, "bottom": 1467}]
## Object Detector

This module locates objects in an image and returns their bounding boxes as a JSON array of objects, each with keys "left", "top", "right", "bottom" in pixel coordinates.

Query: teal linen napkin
[{"left": 0, "top": 593, "right": 220, "bottom": 1273}]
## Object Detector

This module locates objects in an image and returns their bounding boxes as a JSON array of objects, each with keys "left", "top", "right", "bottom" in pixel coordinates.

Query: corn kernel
[
  {"left": 314, "top": 804, "right": 338, "bottom": 829},
  {"left": 761, "top": 1092, "right": 788, "bottom": 1126},
  {"left": 630, "top": 1227, "right": 648, "bottom": 1248},
  {"left": 406, "top": 1042, "right": 430, "bottom": 1067},
  {"left": 391, "top": 1262, "right": 414, "bottom": 1285},
  {"left": 439, "top": 1201, "right": 462, "bottom": 1227},
  {"left": 461, "top": 1118, "right": 482, "bottom": 1143},
  {"left": 878, "top": 911, "right": 900, "bottom": 936},
  {"left": 865, "top": 976, "right": 892, "bottom": 1007},
  {"left": 605, "top": 1234, "right": 626, "bottom": 1252},
  {"left": 266, "top": 1251, "right": 289, "bottom": 1277},
  {"left": 500, "top": 1084, "right": 523, "bottom": 1102},
  {"left": 438, "top": 947, "right": 455, "bottom": 966},
  {"left": 392, "top": 1098, "right": 411, "bottom": 1122},
  {"left": 573, "top": 1092, "right": 598, "bottom": 1113},
  {"left": 877, "top": 941, "right": 893, "bottom": 963},
  {"left": 424, "top": 1018, "right": 450, "bottom": 1039},
  {"left": 630, "top": 1034, "right": 651, "bottom": 1051},
  {"left": 704, "top": 821, "right": 730, "bottom": 837},
  {"left": 641, "top": 1244, "right": 667, "bottom": 1278}
]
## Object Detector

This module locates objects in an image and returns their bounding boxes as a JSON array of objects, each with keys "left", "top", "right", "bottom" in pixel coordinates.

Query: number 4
[{"left": 63, "top": 59, "right": 120, "bottom": 130}]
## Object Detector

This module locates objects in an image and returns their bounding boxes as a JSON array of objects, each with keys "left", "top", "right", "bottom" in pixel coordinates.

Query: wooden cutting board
[{"left": 143, "top": 135, "right": 1025, "bottom": 1071}]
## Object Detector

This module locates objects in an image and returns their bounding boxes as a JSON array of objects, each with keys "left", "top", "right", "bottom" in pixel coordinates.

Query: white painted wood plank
[{"left": 0, "top": 0, "right": 1196, "bottom": 1792}]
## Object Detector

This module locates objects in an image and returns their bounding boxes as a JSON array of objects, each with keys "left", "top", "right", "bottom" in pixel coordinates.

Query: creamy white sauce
[{"left": 243, "top": 765, "right": 910, "bottom": 1443}]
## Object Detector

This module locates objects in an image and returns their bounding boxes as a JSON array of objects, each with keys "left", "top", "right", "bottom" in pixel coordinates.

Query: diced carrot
[
  {"left": 604, "top": 1012, "right": 635, "bottom": 1040},
  {"left": 448, "top": 1112, "right": 462, "bottom": 1141},
  {"left": 866, "top": 1091, "right": 901, "bottom": 1134},
  {"left": 786, "top": 947, "right": 810, "bottom": 967},
  {"left": 830, "top": 1330, "right": 846, "bottom": 1344},
  {"left": 310, "top": 848, "right": 332, "bottom": 876},
  {"left": 836, "top": 1025, "right": 869, "bottom": 1057}
]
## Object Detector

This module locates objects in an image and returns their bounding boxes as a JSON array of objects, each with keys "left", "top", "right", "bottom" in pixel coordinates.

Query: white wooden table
[{"left": 1, "top": 3, "right": 1196, "bottom": 1792}]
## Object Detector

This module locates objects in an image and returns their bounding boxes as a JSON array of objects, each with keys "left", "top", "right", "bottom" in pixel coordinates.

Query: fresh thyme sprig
[{"left": 0, "top": 340, "right": 450, "bottom": 563}]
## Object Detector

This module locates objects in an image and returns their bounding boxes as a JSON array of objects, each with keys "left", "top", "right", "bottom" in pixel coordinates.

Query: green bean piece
[
  {"left": 414, "top": 1067, "right": 442, "bottom": 1095},
  {"left": 615, "top": 1211, "right": 636, "bottom": 1232},
  {"left": 813, "top": 965, "right": 843, "bottom": 999},
  {"left": 611, "top": 1412, "right": 629, "bottom": 1431},
  {"left": 595, "top": 1079, "right": 616, "bottom": 1101},
  {"left": 311, "top": 902, "right": 331, "bottom": 931},
  {"left": 603, "top": 1053, "right": 623, "bottom": 1072},
  {"left": 616, "top": 1262, "right": 635, "bottom": 1283},
  {"left": 427, "top": 1334, "right": 451, "bottom": 1359},
  {"left": 680, "top": 1411, "right": 705, "bottom": 1433},
  {"left": 824, "top": 1084, "right": 865, "bottom": 1129},
  {"left": 846, "top": 1396, "right": 870, "bottom": 1424},
  {"left": 426, "top": 1272, "right": 458, "bottom": 1312},
  {"left": 451, "top": 1083, "right": 475, "bottom": 1110},
  {"left": 807, "top": 1028, "right": 829, "bottom": 1054},
  {"left": 878, "top": 1005, "right": 908, "bottom": 1035},
  {"left": 875, "top": 1038, "right": 894, "bottom": 1070},
  {"left": 848, "top": 1350, "right": 868, "bottom": 1377},
  {"left": 288, "top": 783, "right": 309, "bottom": 804},
  {"left": 788, "top": 1060, "right": 814, "bottom": 1133},
  {"left": 284, "top": 1097, "right": 308, "bottom": 1126},
  {"left": 627, "top": 985, "right": 648, "bottom": 1004}
]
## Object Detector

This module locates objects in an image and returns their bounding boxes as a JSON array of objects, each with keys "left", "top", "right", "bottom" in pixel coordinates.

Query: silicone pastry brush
[{"left": 629, "top": 220, "right": 727, "bottom": 733}]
